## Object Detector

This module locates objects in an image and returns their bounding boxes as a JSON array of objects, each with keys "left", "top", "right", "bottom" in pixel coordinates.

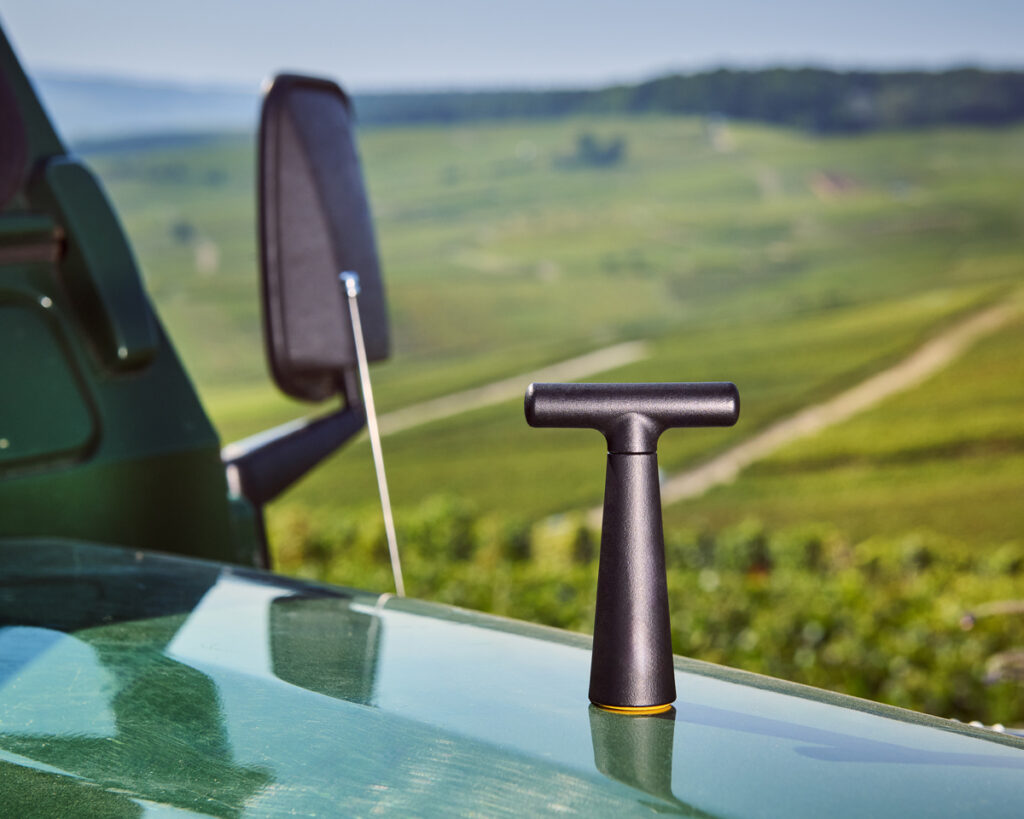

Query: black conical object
[{"left": 525, "top": 382, "right": 739, "bottom": 710}]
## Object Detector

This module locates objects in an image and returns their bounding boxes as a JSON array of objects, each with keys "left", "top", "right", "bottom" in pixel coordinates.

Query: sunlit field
[
  {"left": 88, "top": 116, "right": 1024, "bottom": 721},
  {"left": 90, "top": 117, "right": 1024, "bottom": 527}
]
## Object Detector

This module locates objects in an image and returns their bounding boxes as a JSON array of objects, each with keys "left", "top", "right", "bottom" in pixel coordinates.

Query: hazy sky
[{"left": 2, "top": 0, "right": 1023, "bottom": 91}]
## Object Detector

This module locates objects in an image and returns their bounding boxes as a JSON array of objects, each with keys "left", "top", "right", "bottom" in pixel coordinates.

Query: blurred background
[{"left": 4, "top": 0, "right": 1024, "bottom": 723}]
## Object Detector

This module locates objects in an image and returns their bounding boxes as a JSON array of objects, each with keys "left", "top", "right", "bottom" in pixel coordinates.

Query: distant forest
[{"left": 354, "top": 67, "right": 1024, "bottom": 132}]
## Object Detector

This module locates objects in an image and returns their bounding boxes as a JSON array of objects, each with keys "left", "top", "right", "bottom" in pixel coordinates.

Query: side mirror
[
  {"left": 224, "top": 75, "right": 392, "bottom": 551},
  {"left": 258, "top": 74, "right": 390, "bottom": 404}
]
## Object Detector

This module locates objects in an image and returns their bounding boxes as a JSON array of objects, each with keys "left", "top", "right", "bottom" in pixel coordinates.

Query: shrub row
[{"left": 270, "top": 496, "right": 1024, "bottom": 725}]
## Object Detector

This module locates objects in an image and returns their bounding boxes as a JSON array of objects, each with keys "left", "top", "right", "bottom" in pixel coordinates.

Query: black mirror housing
[{"left": 259, "top": 74, "right": 390, "bottom": 403}]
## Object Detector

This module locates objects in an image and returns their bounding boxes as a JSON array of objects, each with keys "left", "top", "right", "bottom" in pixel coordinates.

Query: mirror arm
[
  {"left": 340, "top": 366, "right": 363, "bottom": 410},
  {"left": 222, "top": 398, "right": 366, "bottom": 508}
]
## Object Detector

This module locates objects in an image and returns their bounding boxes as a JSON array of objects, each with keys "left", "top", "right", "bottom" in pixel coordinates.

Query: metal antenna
[{"left": 339, "top": 272, "right": 405, "bottom": 597}]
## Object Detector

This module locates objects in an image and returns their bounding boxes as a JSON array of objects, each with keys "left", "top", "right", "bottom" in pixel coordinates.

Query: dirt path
[
  {"left": 584, "top": 299, "right": 1018, "bottom": 524},
  {"left": 372, "top": 297, "right": 1015, "bottom": 519},
  {"left": 378, "top": 340, "right": 648, "bottom": 436}
]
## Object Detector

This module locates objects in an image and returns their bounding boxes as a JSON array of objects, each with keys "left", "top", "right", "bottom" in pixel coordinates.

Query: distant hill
[
  {"left": 35, "top": 66, "right": 1024, "bottom": 142},
  {"left": 36, "top": 73, "right": 260, "bottom": 139},
  {"left": 353, "top": 68, "right": 1024, "bottom": 133}
]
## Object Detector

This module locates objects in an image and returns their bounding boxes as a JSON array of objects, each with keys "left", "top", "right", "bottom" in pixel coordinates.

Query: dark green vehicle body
[
  {"left": 3, "top": 540, "right": 1024, "bottom": 817},
  {"left": 1, "top": 24, "right": 1023, "bottom": 817},
  {"left": 0, "top": 26, "right": 257, "bottom": 567}
]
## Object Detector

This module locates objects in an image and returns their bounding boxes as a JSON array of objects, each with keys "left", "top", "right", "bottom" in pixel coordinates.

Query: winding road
[
  {"left": 369, "top": 296, "right": 1017, "bottom": 522},
  {"left": 586, "top": 298, "right": 1018, "bottom": 524},
  {"left": 377, "top": 340, "right": 648, "bottom": 436}
]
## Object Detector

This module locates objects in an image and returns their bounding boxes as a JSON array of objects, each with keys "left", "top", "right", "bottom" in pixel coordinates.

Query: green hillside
[
  {"left": 87, "top": 115, "right": 1024, "bottom": 531},
  {"left": 668, "top": 303, "right": 1024, "bottom": 543},
  {"left": 86, "top": 116, "right": 1024, "bottom": 722},
  {"left": 355, "top": 67, "right": 1024, "bottom": 133}
]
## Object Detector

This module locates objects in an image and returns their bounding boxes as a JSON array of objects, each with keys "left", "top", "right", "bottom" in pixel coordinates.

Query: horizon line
[{"left": 33, "top": 59, "right": 1024, "bottom": 98}]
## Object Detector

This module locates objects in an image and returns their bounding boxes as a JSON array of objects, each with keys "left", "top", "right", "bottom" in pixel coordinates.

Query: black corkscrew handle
[{"left": 526, "top": 382, "right": 739, "bottom": 710}]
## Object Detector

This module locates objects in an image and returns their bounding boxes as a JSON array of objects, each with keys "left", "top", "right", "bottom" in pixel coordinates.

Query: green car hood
[{"left": 0, "top": 539, "right": 1022, "bottom": 817}]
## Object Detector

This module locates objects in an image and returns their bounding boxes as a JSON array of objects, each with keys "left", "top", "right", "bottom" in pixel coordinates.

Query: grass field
[
  {"left": 86, "top": 116, "right": 1024, "bottom": 721},
  {"left": 86, "top": 116, "right": 1024, "bottom": 543},
  {"left": 667, "top": 301, "right": 1024, "bottom": 543}
]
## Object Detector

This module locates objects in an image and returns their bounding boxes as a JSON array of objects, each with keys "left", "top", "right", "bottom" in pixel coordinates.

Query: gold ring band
[{"left": 594, "top": 702, "right": 673, "bottom": 715}]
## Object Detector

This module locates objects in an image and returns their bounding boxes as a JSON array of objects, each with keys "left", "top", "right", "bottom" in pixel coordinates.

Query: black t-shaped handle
[
  {"left": 525, "top": 382, "right": 739, "bottom": 453},
  {"left": 525, "top": 382, "right": 740, "bottom": 712}
]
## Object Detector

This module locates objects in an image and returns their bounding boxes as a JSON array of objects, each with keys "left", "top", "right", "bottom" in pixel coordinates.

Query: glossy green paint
[
  {"left": 0, "top": 301, "right": 95, "bottom": 462},
  {"left": 1, "top": 539, "right": 1022, "bottom": 817},
  {"left": 0, "top": 28, "right": 258, "bottom": 565},
  {"left": 28, "top": 156, "right": 158, "bottom": 369}
]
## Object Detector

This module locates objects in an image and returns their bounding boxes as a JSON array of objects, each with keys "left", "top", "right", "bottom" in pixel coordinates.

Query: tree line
[{"left": 354, "top": 67, "right": 1024, "bottom": 132}]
